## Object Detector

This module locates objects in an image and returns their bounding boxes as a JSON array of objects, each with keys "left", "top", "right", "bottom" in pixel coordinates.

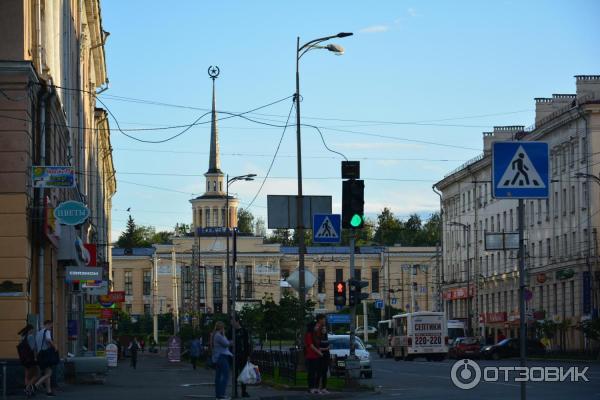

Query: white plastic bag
[{"left": 237, "top": 361, "right": 260, "bottom": 385}]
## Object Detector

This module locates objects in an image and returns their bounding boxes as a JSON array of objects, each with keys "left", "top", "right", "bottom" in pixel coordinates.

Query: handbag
[{"left": 237, "top": 361, "right": 260, "bottom": 385}]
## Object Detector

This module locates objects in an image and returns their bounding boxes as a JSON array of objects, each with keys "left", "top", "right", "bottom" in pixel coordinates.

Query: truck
[{"left": 390, "top": 312, "right": 448, "bottom": 361}]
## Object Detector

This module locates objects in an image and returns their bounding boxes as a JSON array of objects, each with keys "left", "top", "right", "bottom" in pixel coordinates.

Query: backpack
[{"left": 17, "top": 337, "right": 35, "bottom": 365}]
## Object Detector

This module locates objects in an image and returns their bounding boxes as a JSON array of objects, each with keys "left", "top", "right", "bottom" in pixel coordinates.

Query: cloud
[
  {"left": 359, "top": 25, "right": 390, "bottom": 34},
  {"left": 407, "top": 7, "right": 419, "bottom": 17}
]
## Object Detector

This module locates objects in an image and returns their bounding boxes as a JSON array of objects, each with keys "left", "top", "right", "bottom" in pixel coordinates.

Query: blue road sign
[
  {"left": 492, "top": 142, "right": 549, "bottom": 199},
  {"left": 327, "top": 313, "right": 351, "bottom": 324},
  {"left": 375, "top": 300, "right": 384, "bottom": 309},
  {"left": 391, "top": 298, "right": 397, "bottom": 305},
  {"left": 313, "top": 214, "right": 341, "bottom": 243}
]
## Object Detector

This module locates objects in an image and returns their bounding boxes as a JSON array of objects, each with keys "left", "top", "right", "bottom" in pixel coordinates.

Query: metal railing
[{"left": 252, "top": 350, "right": 298, "bottom": 384}]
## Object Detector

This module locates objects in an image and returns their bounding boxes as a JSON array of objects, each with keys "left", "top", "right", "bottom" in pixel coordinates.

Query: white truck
[
  {"left": 391, "top": 312, "right": 448, "bottom": 361},
  {"left": 447, "top": 319, "right": 467, "bottom": 345}
]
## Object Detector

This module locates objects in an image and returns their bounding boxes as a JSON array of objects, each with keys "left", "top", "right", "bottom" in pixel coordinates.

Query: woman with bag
[
  {"left": 233, "top": 316, "right": 251, "bottom": 398},
  {"left": 35, "top": 320, "right": 58, "bottom": 397},
  {"left": 212, "top": 321, "right": 233, "bottom": 400},
  {"left": 304, "top": 321, "right": 322, "bottom": 394},
  {"left": 17, "top": 324, "right": 38, "bottom": 398}
]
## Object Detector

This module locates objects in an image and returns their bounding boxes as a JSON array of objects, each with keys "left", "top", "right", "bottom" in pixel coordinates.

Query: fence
[{"left": 251, "top": 349, "right": 298, "bottom": 385}]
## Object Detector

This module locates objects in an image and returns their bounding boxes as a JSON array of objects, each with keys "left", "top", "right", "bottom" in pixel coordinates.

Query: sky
[{"left": 99, "top": 0, "right": 600, "bottom": 240}]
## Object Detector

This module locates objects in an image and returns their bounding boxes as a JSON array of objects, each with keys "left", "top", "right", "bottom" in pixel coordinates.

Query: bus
[
  {"left": 376, "top": 320, "right": 393, "bottom": 358},
  {"left": 391, "top": 312, "right": 448, "bottom": 361}
]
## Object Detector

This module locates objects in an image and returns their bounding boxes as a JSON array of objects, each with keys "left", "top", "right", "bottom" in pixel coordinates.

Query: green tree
[
  {"left": 373, "top": 208, "right": 403, "bottom": 246},
  {"left": 265, "top": 228, "right": 293, "bottom": 245},
  {"left": 237, "top": 208, "right": 254, "bottom": 234},
  {"left": 420, "top": 212, "right": 441, "bottom": 245},
  {"left": 151, "top": 231, "right": 172, "bottom": 244},
  {"left": 174, "top": 222, "right": 191, "bottom": 236},
  {"left": 117, "top": 216, "right": 155, "bottom": 247}
]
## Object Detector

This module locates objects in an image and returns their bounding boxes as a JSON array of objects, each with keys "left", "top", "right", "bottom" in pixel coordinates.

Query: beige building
[
  {"left": 434, "top": 75, "right": 600, "bottom": 350},
  {"left": 0, "top": 0, "right": 115, "bottom": 358}
]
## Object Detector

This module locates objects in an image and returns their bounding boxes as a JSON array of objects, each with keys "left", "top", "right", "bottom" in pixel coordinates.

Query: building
[
  {"left": 0, "top": 0, "right": 115, "bottom": 358},
  {"left": 434, "top": 75, "right": 600, "bottom": 350},
  {"left": 111, "top": 71, "right": 439, "bottom": 323}
]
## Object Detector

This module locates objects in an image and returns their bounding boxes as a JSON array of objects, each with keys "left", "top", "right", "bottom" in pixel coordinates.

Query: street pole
[
  {"left": 386, "top": 249, "right": 391, "bottom": 319},
  {"left": 153, "top": 252, "right": 158, "bottom": 343},
  {"left": 226, "top": 174, "right": 231, "bottom": 317},
  {"left": 232, "top": 227, "right": 238, "bottom": 398},
  {"left": 295, "top": 36, "right": 306, "bottom": 314},
  {"left": 349, "top": 231, "right": 356, "bottom": 357},
  {"left": 466, "top": 226, "right": 471, "bottom": 336},
  {"left": 172, "top": 247, "right": 179, "bottom": 334},
  {"left": 518, "top": 199, "right": 526, "bottom": 400}
]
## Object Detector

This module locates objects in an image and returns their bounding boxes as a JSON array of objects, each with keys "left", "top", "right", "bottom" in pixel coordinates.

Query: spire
[{"left": 207, "top": 66, "right": 222, "bottom": 174}]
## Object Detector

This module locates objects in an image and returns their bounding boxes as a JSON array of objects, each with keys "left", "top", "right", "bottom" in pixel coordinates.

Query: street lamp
[
  {"left": 226, "top": 173, "right": 255, "bottom": 399},
  {"left": 295, "top": 32, "right": 352, "bottom": 312},
  {"left": 448, "top": 221, "right": 472, "bottom": 335}
]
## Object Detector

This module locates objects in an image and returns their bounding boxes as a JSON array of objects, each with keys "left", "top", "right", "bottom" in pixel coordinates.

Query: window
[
  {"left": 554, "top": 192, "right": 558, "bottom": 218},
  {"left": 581, "top": 137, "right": 587, "bottom": 163},
  {"left": 206, "top": 208, "right": 211, "bottom": 226},
  {"left": 553, "top": 284, "right": 558, "bottom": 315},
  {"left": 545, "top": 199, "right": 550, "bottom": 220},
  {"left": 484, "top": 183, "right": 488, "bottom": 205},
  {"left": 491, "top": 216, "right": 494, "bottom": 232},
  {"left": 551, "top": 152, "right": 557, "bottom": 175},
  {"left": 462, "top": 193, "right": 466, "bottom": 212},
  {"left": 244, "top": 265, "right": 253, "bottom": 299},
  {"left": 213, "top": 266, "right": 223, "bottom": 300},
  {"left": 371, "top": 269, "right": 380, "bottom": 293},
  {"left": 335, "top": 268, "right": 343, "bottom": 282},
  {"left": 213, "top": 209, "right": 218, "bottom": 227},
  {"left": 125, "top": 304, "right": 132, "bottom": 314},
  {"left": 221, "top": 208, "right": 226, "bottom": 226},
  {"left": 563, "top": 234, "right": 568, "bottom": 257},
  {"left": 144, "top": 304, "right": 151, "bottom": 315},
  {"left": 561, "top": 150, "right": 567, "bottom": 172},
  {"left": 572, "top": 232, "right": 577, "bottom": 256},
  {"left": 467, "top": 190, "right": 471, "bottom": 211},
  {"left": 570, "top": 280, "right": 575, "bottom": 316},
  {"left": 355, "top": 269, "right": 362, "bottom": 280},
  {"left": 485, "top": 255, "right": 489, "bottom": 276},
  {"left": 143, "top": 270, "right": 152, "bottom": 296},
  {"left": 219, "top": 182, "right": 222, "bottom": 191},
  {"left": 570, "top": 142, "right": 575, "bottom": 168},
  {"left": 124, "top": 271, "right": 133, "bottom": 296},
  {"left": 510, "top": 290, "right": 514, "bottom": 312},
  {"left": 547, "top": 238, "right": 551, "bottom": 259},
  {"left": 537, "top": 200, "right": 542, "bottom": 223},
  {"left": 530, "top": 243, "right": 535, "bottom": 267},
  {"left": 510, "top": 209, "right": 514, "bottom": 231},
  {"left": 562, "top": 189, "right": 567, "bottom": 216},
  {"left": 503, "top": 212, "right": 507, "bottom": 231},
  {"left": 561, "top": 282, "right": 566, "bottom": 319},
  {"left": 530, "top": 201, "right": 534, "bottom": 226},
  {"left": 582, "top": 182, "right": 588, "bottom": 208},
  {"left": 539, "top": 286, "right": 544, "bottom": 311},
  {"left": 318, "top": 269, "right": 325, "bottom": 294},
  {"left": 571, "top": 186, "right": 576, "bottom": 213}
]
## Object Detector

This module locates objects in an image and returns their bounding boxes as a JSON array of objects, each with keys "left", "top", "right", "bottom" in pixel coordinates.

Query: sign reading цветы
[{"left": 54, "top": 200, "right": 89, "bottom": 225}]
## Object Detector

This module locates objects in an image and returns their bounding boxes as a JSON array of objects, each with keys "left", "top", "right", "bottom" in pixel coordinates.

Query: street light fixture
[
  {"left": 448, "top": 221, "right": 472, "bottom": 335},
  {"left": 295, "top": 32, "right": 352, "bottom": 314}
]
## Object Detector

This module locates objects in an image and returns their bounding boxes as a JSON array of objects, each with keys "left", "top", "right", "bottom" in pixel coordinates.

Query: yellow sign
[{"left": 84, "top": 304, "right": 102, "bottom": 318}]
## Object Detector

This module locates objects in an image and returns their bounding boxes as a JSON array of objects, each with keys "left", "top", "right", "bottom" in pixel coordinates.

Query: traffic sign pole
[
  {"left": 518, "top": 199, "right": 526, "bottom": 400},
  {"left": 349, "top": 230, "right": 356, "bottom": 357}
]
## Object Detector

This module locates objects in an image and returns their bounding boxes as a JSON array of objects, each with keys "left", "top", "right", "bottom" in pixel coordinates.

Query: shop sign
[
  {"left": 99, "top": 291, "right": 125, "bottom": 304},
  {"left": 65, "top": 266, "right": 102, "bottom": 282},
  {"left": 54, "top": 201, "right": 89, "bottom": 225},
  {"left": 84, "top": 244, "right": 97, "bottom": 266},
  {"left": 83, "top": 280, "right": 108, "bottom": 295},
  {"left": 167, "top": 336, "right": 181, "bottom": 362},
  {"left": 442, "top": 285, "right": 475, "bottom": 300},
  {"left": 106, "top": 344, "right": 118, "bottom": 367},
  {"left": 84, "top": 303, "right": 102, "bottom": 318},
  {"left": 100, "top": 308, "right": 113, "bottom": 319},
  {"left": 483, "top": 312, "right": 507, "bottom": 323},
  {"left": 32, "top": 166, "right": 75, "bottom": 188},
  {"left": 556, "top": 269, "right": 575, "bottom": 280}
]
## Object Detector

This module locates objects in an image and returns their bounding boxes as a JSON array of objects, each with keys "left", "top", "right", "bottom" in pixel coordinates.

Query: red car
[{"left": 448, "top": 337, "right": 481, "bottom": 359}]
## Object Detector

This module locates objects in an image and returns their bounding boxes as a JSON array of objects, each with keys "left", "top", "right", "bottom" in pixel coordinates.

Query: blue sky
[{"left": 100, "top": 0, "right": 600, "bottom": 238}]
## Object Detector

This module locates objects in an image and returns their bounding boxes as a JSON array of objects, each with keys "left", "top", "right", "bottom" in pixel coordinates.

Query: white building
[{"left": 434, "top": 75, "right": 600, "bottom": 351}]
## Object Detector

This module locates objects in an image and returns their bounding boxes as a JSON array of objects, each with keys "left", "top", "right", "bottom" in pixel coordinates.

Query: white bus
[
  {"left": 376, "top": 320, "right": 393, "bottom": 358},
  {"left": 391, "top": 312, "right": 448, "bottom": 361}
]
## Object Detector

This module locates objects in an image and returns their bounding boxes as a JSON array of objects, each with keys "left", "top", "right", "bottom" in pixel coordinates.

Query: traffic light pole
[{"left": 349, "top": 230, "right": 356, "bottom": 357}]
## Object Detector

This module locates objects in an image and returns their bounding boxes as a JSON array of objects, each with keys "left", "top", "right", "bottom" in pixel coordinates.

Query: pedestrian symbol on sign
[
  {"left": 498, "top": 145, "right": 546, "bottom": 189},
  {"left": 315, "top": 217, "right": 338, "bottom": 239}
]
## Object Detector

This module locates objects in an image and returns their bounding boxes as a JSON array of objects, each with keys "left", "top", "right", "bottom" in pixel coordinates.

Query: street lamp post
[
  {"left": 225, "top": 173, "right": 255, "bottom": 399},
  {"left": 295, "top": 32, "right": 352, "bottom": 312},
  {"left": 449, "top": 221, "right": 471, "bottom": 335}
]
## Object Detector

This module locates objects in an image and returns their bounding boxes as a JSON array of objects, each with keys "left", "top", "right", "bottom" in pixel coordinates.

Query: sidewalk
[{"left": 10, "top": 352, "right": 354, "bottom": 400}]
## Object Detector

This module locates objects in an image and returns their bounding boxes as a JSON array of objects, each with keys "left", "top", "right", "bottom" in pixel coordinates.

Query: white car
[
  {"left": 327, "top": 334, "right": 372, "bottom": 379},
  {"left": 355, "top": 326, "right": 378, "bottom": 335}
]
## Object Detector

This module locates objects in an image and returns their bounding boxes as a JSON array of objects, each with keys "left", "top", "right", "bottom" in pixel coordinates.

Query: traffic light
[
  {"left": 334, "top": 281, "right": 346, "bottom": 306},
  {"left": 348, "top": 279, "right": 369, "bottom": 306},
  {"left": 342, "top": 179, "right": 364, "bottom": 229}
]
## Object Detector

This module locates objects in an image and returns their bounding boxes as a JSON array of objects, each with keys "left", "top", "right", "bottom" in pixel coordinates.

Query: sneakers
[
  {"left": 319, "top": 389, "right": 330, "bottom": 394},
  {"left": 309, "top": 389, "right": 320, "bottom": 394}
]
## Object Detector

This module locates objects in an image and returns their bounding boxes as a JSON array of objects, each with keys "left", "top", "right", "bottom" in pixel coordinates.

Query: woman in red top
[{"left": 304, "top": 321, "right": 322, "bottom": 394}]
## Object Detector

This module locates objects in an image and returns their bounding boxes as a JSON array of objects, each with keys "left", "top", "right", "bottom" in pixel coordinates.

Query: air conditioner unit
[{"left": 56, "top": 225, "right": 89, "bottom": 265}]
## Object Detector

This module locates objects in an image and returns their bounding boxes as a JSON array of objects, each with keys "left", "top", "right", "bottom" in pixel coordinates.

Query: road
[{"left": 367, "top": 355, "right": 600, "bottom": 400}]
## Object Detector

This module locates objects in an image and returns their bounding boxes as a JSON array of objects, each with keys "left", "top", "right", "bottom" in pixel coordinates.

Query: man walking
[
  {"left": 128, "top": 337, "right": 140, "bottom": 369},
  {"left": 233, "top": 316, "right": 251, "bottom": 398},
  {"left": 190, "top": 335, "right": 203, "bottom": 370}
]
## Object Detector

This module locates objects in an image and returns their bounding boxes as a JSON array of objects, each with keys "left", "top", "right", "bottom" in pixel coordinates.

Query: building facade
[
  {"left": 435, "top": 75, "right": 600, "bottom": 350},
  {"left": 0, "top": 0, "right": 115, "bottom": 358}
]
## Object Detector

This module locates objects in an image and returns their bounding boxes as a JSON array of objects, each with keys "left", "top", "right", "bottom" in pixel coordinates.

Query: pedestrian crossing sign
[
  {"left": 492, "top": 141, "right": 549, "bottom": 199},
  {"left": 313, "top": 214, "right": 341, "bottom": 243}
]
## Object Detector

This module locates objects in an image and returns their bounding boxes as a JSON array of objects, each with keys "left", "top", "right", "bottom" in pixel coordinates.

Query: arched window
[
  {"left": 213, "top": 181, "right": 216, "bottom": 191},
  {"left": 220, "top": 182, "right": 222, "bottom": 191}
]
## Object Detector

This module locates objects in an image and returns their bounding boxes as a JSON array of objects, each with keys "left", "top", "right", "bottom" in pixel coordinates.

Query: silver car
[{"left": 327, "top": 334, "right": 372, "bottom": 379}]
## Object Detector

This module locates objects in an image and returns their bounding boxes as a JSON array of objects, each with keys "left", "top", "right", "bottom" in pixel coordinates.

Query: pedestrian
[
  {"left": 212, "top": 321, "right": 233, "bottom": 400},
  {"left": 233, "top": 315, "right": 251, "bottom": 398},
  {"left": 317, "top": 323, "right": 330, "bottom": 394},
  {"left": 34, "top": 320, "right": 57, "bottom": 397},
  {"left": 17, "top": 324, "right": 38, "bottom": 398},
  {"left": 190, "top": 335, "right": 202, "bottom": 370},
  {"left": 304, "top": 321, "right": 322, "bottom": 394},
  {"left": 128, "top": 337, "right": 140, "bottom": 369},
  {"left": 140, "top": 338, "right": 145, "bottom": 353}
]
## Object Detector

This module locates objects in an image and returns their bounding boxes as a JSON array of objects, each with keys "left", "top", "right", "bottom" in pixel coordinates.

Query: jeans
[
  {"left": 306, "top": 358, "right": 319, "bottom": 390},
  {"left": 215, "top": 355, "right": 230, "bottom": 398},
  {"left": 319, "top": 354, "right": 330, "bottom": 388}
]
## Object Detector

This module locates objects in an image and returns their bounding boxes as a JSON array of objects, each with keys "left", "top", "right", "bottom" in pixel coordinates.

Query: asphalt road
[{"left": 366, "top": 355, "right": 600, "bottom": 400}]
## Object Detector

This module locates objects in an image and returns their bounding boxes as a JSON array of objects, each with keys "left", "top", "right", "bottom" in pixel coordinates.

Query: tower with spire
[{"left": 190, "top": 67, "right": 239, "bottom": 231}]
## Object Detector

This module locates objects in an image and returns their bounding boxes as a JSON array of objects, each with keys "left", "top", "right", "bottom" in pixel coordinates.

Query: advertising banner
[
  {"left": 65, "top": 266, "right": 102, "bottom": 282},
  {"left": 32, "top": 166, "right": 75, "bottom": 188},
  {"left": 167, "top": 336, "right": 181, "bottom": 362}
]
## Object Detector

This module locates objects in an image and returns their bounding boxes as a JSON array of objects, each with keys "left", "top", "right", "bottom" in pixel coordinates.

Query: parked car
[
  {"left": 448, "top": 337, "right": 480, "bottom": 359},
  {"left": 328, "top": 335, "right": 373, "bottom": 379},
  {"left": 355, "top": 326, "right": 378, "bottom": 335},
  {"left": 481, "top": 338, "right": 545, "bottom": 360}
]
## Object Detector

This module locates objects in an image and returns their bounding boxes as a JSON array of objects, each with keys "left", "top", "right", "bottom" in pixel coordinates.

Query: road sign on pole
[
  {"left": 375, "top": 300, "right": 384, "bottom": 309},
  {"left": 313, "top": 214, "right": 341, "bottom": 243},
  {"left": 492, "top": 141, "right": 549, "bottom": 199}
]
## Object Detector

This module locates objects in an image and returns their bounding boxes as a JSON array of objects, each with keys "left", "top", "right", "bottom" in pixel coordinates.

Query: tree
[
  {"left": 237, "top": 208, "right": 254, "bottom": 234},
  {"left": 173, "top": 222, "right": 191, "bottom": 236},
  {"left": 151, "top": 231, "right": 172, "bottom": 244},
  {"left": 117, "top": 216, "right": 154, "bottom": 248},
  {"left": 254, "top": 217, "right": 266, "bottom": 237},
  {"left": 265, "top": 229, "right": 293, "bottom": 245},
  {"left": 420, "top": 212, "right": 441, "bottom": 245},
  {"left": 373, "top": 208, "right": 403, "bottom": 246}
]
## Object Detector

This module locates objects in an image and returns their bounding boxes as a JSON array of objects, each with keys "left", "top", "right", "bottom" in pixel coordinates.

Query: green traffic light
[{"left": 350, "top": 214, "right": 363, "bottom": 227}]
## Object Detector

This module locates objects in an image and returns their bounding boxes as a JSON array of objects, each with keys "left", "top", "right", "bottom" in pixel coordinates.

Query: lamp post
[
  {"left": 449, "top": 221, "right": 471, "bottom": 335},
  {"left": 226, "top": 173, "right": 255, "bottom": 399},
  {"left": 295, "top": 31, "right": 352, "bottom": 312}
]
